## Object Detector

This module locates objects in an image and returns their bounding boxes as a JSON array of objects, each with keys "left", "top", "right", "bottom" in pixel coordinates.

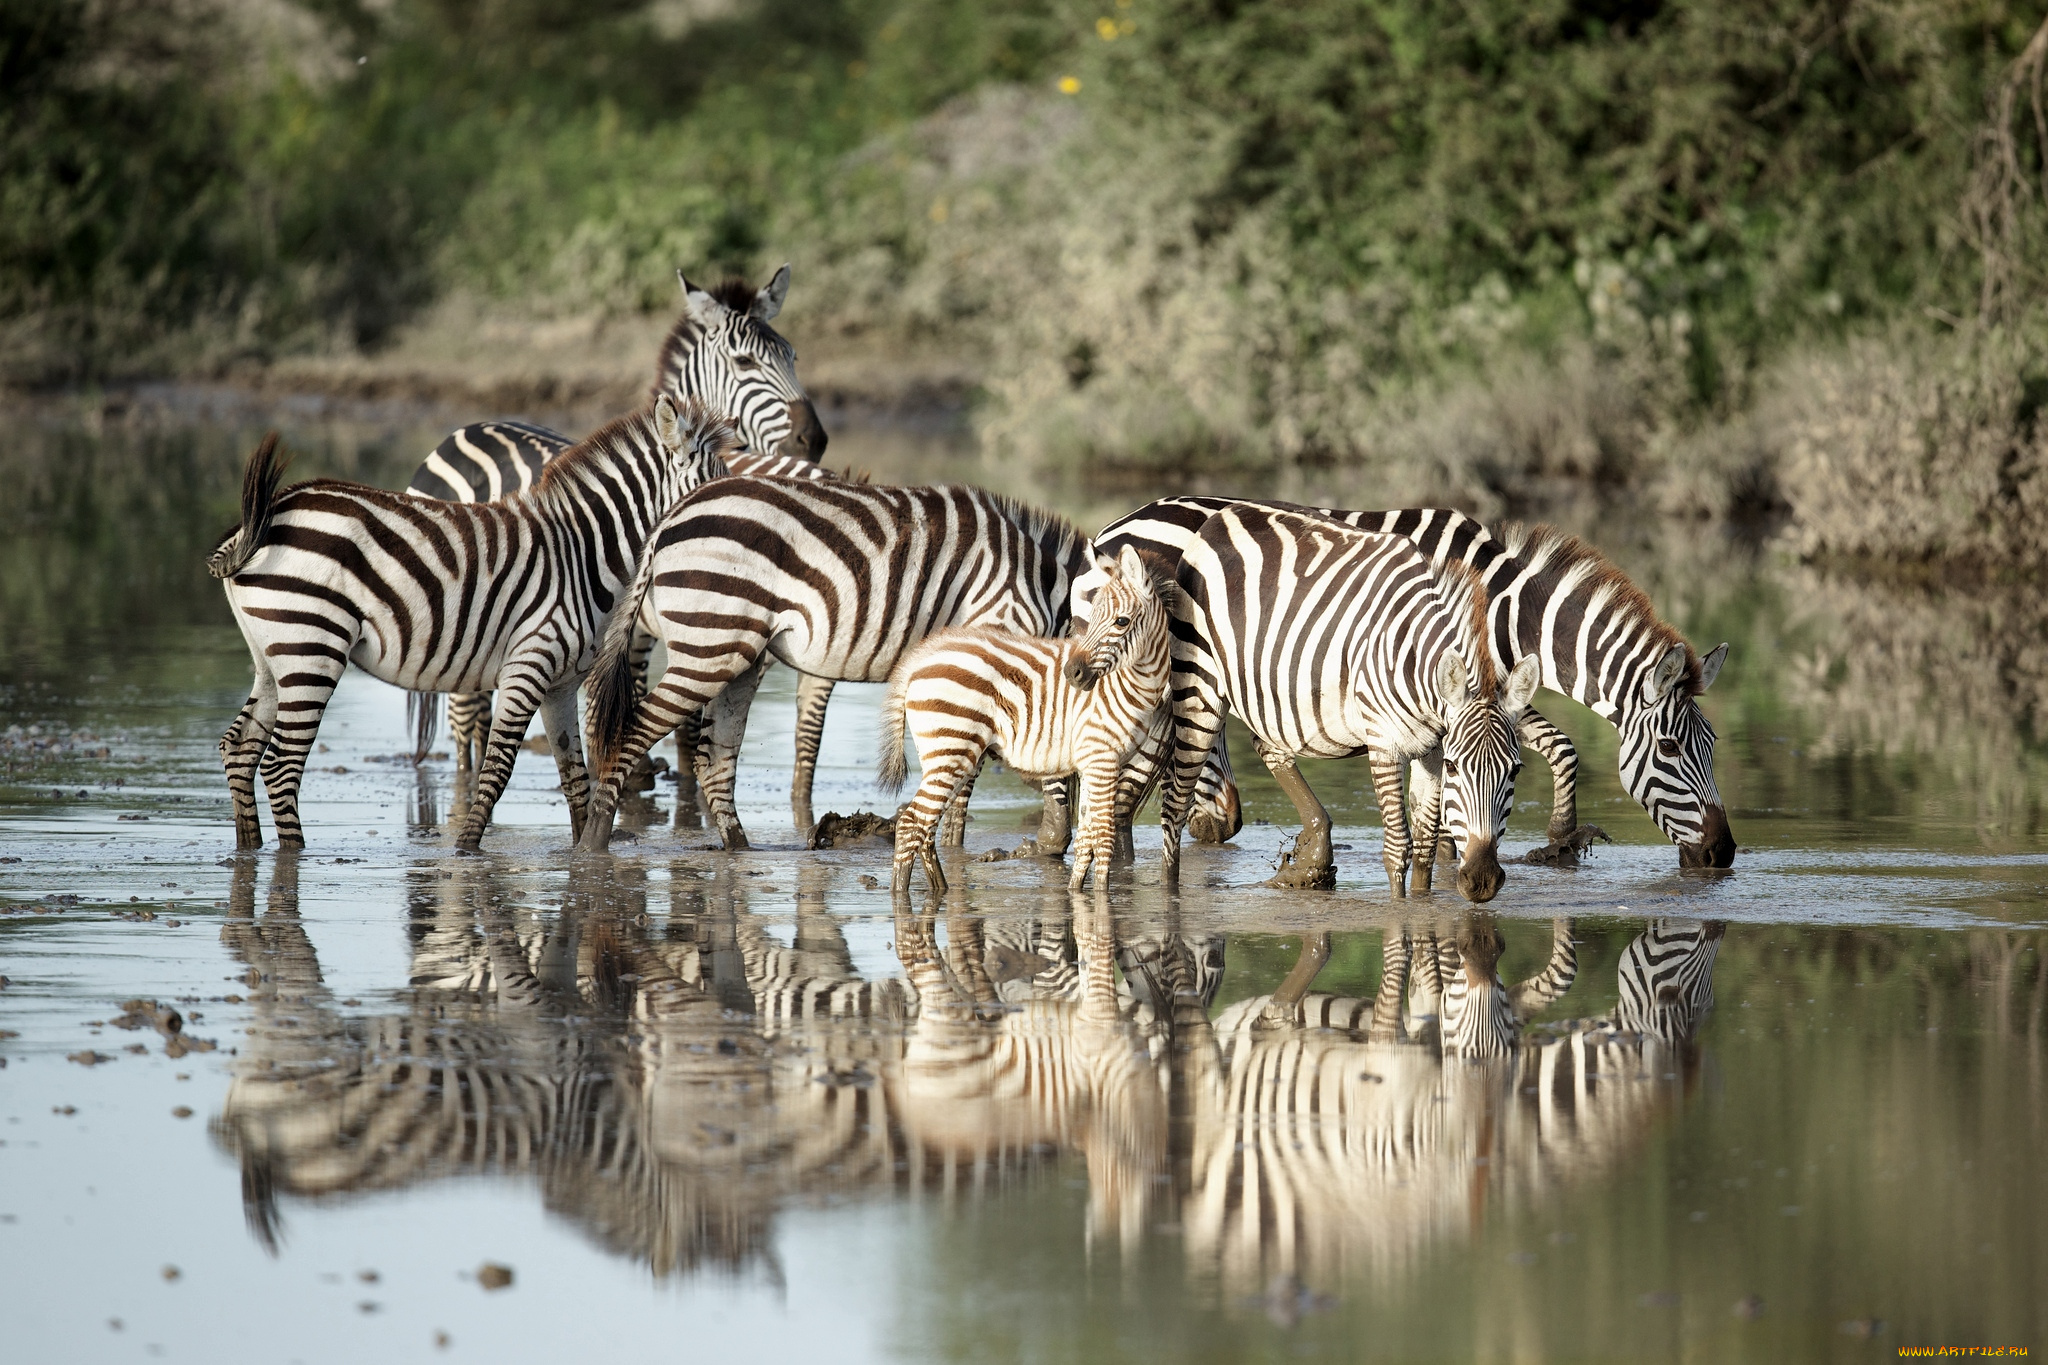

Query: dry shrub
[{"left": 1770, "top": 324, "right": 2048, "bottom": 568}]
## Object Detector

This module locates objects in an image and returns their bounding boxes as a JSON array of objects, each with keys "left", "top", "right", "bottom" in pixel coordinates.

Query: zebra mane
[
  {"left": 529, "top": 399, "right": 734, "bottom": 499},
  {"left": 971, "top": 486, "right": 1089, "bottom": 578},
  {"left": 1430, "top": 559, "right": 1498, "bottom": 695},
  {"left": 1499, "top": 523, "right": 1699, "bottom": 693}
]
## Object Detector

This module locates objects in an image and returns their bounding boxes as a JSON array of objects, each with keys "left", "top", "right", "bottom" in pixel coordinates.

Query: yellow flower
[
  {"left": 929, "top": 198, "right": 950, "bottom": 224},
  {"left": 1095, "top": 16, "right": 1118, "bottom": 40},
  {"left": 1057, "top": 75, "right": 1082, "bottom": 95}
]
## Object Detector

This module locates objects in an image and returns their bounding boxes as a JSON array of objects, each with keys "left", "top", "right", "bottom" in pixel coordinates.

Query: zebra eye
[
  {"left": 1443, "top": 759, "right": 1459, "bottom": 777},
  {"left": 1657, "top": 738, "right": 1681, "bottom": 757},
  {"left": 1114, "top": 616, "right": 1130, "bottom": 628},
  {"left": 732, "top": 355, "right": 760, "bottom": 370}
]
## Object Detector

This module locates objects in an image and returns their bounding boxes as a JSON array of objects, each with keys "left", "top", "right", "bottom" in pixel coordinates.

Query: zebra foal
[
  {"left": 208, "top": 397, "right": 733, "bottom": 851},
  {"left": 878, "top": 545, "right": 1173, "bottom": 896},
  {"left": 1159, "top": 504, "right": 1541, "bottom": 900}
]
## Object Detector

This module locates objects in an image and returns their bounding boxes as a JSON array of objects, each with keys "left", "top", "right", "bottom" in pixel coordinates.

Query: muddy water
[{"left": 1, "top": 399, "right": 2044, "bottom": 1363}]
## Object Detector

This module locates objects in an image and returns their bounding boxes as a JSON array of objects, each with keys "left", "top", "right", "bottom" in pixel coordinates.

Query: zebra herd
[{"left": 208, "top": 266, "right": 1737, "bottom": 899}]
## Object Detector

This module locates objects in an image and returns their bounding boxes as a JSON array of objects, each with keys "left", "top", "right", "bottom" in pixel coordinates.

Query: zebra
[
  {"left": 1155, "top": 503, "right": 1542, "bottom": 899},
  {"left": 1084, "top": 497, "right": 1736, "bottom": 867},
  {"left": 878, "top": 544, "right": 1175, "bottom": 896},
  {"left": 400, "top": 266, "right": 830, "bottom": 778},
  {"left": 575, "top": 478, "right": 1095, "bottom": 853},
  {"left": 403, "top": 421, "right": 847, "bottom": 815},
  {"left": 207, "top": 396, "right": 734, "bottom": 851}
]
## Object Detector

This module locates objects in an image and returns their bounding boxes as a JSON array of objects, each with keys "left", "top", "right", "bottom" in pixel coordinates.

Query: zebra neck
[{"left": 1481, "top": 551, "right": 1662, "bottom": 722}]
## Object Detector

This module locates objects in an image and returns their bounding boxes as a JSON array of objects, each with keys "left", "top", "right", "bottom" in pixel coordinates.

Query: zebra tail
[
  {"left": 875, "top": 662, "right": 912, "bottom": 795},
  {"left": 407, "top": 692, "right": 440, "bottom": 764},
  {"left": 207, "top": 431, "right": 290, "bottom": 579},
  {"left": 586, "top": 537, "right": 662, "bottom": 779}
]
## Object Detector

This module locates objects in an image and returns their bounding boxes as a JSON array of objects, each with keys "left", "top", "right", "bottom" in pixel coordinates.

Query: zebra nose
[
  {"left": 1679, "top": 803, "right": 1736, "bottom": 868},
  {"left": 1457, "top": 838, "right": 1504, "bottom": 903},
  {"left": 776, "top": 398, "right": 827, "bottom": 460},
  {"left": 1063, "top": 655, "right": 1096, "bottom": 690}
]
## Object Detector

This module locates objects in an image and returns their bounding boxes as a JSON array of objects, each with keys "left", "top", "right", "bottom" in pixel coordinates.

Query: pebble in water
[{"left": 477, "top": 1263, "right": 514, "bottom": 1291}]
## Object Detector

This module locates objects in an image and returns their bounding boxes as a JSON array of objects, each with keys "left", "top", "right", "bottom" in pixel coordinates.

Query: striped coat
[{"left": 209, "top": 397, "right": 732, "bottom": 850}]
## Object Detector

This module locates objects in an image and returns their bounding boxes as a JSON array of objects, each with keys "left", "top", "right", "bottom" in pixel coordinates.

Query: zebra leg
[
  {"left": 1257, "top": 931, "right": 1332, "bottom": 1027},
  {"left": 1187, "top": 731, "right": 1244, "bottom": 845},
  {"left": 937, "top": 756, "right": 981, "bottom": 847},
  {"left": 583, "top": 644, "right": 756, "bottom": 849},
  {"left": 1368, "top": 755, "right": 1413, "bottom": 898},
  {"left": 1407, "top": 749, "right": 1445, "bottom": 893},
  {"left": 789, "top": 673, "right": 835, "bottom": 839},
  {"left": 1068, "top": 754, "right": 1123, "bottom": 890},
  {"left": 892, "top": 753, "right": 976, "bottom": 900},
  {"left": 451, "top": 691, "right": 492, "bottom": 773},
  {"left": 1521, "top": 708, "right": 1582, "bottom": 847},
  {"left": 672, "top": 710, "right": 705, "bottom": 830},
  {"left": 1035, "top": 774, "right": 1073, "bottom": 858},
  {"left": 696, "top": 654, "right": 772, "bottom": 851},
  {"left": 537, "top": 684, "right": 592, "bottom": 842},
  {"left": 455, "top": 661, "right": 557, "bottom": 852},
  {"left": 1256, "top": 741, "right": 1336, "bottom": 890},
  {"left": 1508, "top": 917, "right": 1579, "bottom": 1020},
  {"left": 1159, "top": 697, "right": 1225, "bottom": 884},
  {"left": 220, "top": 675, "right": 278, "bottom": 850},
  {"left": 1110, "top": 713, "right": 1171, "bottom": 858},
  {"left": 254, "top": 657, "right": 347, "bottom": 849}
]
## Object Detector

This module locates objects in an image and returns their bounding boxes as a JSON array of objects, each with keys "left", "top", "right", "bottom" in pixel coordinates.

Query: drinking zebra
[
  {"left": 879, "top": 545, "right": 1175, "bottom": 895},
  {"left": 208, "top": 396, "right": 733, "bottom": 851},
  {"left": 1156, "top": 503, "right": 1542, "bottom": 899},
  {"left": 1614, "top": 918, "right": 1724, "bottom": 1045},
  {"left": 576, "top": 478, "right": 1094, "bottom": 853},
  {"left": 1085, "top": 497, "right": 1736, "bottom": 867}
]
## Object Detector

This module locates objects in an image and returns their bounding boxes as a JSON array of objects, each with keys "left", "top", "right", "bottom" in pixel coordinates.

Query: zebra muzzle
[
  {"left": 1456, "top": 838, "right": 1505, "bottom": 903},
  {"left": 776, "top": 399, "right": 828, "bottom": 460},
  {"left": 1064, "top": 656, "right": 1097, "bottom": 690}
]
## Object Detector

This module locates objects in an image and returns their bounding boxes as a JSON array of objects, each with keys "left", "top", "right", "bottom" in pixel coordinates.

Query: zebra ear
[
  {"left": 1644, "top": 642, "right": 1688, "bottom": 705},
  {"left": 1116, "top": 543, "right": 1147, "bottom": 588},
  {"left": 1093, "top": 552, "right": 1120, "bottom": 578},
  {"left": 679, "top": 271, "right": 725, "bottom": 327},
  {"left": 1697, "top": 642, "right": 1729, "bottom": 692},
  {"left": 753, "top": 264, "right": 791, "bottom": 322},
  {"left": 653, "top": 394, "right": 682, "bottom": 450},
  {"left": 1434, "top": 652, "right": 1469, "bottom": 708},
  {"left": 1502, "top": 653, "right": 1541, "bottom": 714}
]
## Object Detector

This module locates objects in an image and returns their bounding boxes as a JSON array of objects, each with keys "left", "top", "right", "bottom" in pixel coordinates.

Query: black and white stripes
[
  {"left": 576, "top": 478, "right": 1094, "bottom": 851},
  {"left": 1155, "top": 503, "right": 1540, "bottom": 900},
  {"left": 210, "top": 397, "right": 733, "bottom": 850}
]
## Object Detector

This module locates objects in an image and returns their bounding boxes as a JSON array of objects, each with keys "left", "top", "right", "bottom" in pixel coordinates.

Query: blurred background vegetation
[{"left": 7, "top": 0, "right": 2048, "bottom": 565}]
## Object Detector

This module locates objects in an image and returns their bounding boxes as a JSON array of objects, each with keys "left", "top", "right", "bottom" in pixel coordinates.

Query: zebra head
[
  {"left": 1435, "top": 651, "right": 1541, "bottom": 904},
  {"left": 1065, "top": 545, "right": 1167, "bottom": 690},
  {"left": 649, "top": 394, "right": 739, "bottom": 502},
  {"left": 1616, "top": 641, "right": 1733, "bottom": 868},
  {"left": 660, "top": 265, "right": 827, "bottom": 462}
]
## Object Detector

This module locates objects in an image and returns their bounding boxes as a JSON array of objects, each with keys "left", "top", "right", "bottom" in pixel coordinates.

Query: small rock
[
  {"left": 117, "top": 814, "right": 149, "bottom": 822},
  {"left": 359, "top": 1269, "right": 379, "bottom": 1283},
  {"left": 357, "top": 1300, "right": 380, "bottom": 1314},
  {"left": 477, "top": 1262, "right": 514, "bottom": 1291},
  {"left": 53, "top": 1105, "right": 77, "bottom": 1115},
  {"left": 162, "top": 1265, "right": 180, "bottom": 1282},
  {"left": 857, "top": 874, "right": 879, "bottom": 889},
  {"left": 172, "top": 1107, "right": 193, "bottom": 1119},
  {"left": 67, "top": 1051, "right": 112, "bottom": 1066},
  {"left": 434, "top": 1331, "right": 452, "bottom": 1349}
]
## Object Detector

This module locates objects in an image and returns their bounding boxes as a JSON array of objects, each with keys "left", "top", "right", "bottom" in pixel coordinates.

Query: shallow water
[{"left": 1, "top": 399, "right": 2044, "bottom": 1362}]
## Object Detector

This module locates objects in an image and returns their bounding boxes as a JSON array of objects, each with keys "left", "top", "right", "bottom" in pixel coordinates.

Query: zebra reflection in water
[{"left": 208, "top": 865, "right": 1722, "bottom": 1299}]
